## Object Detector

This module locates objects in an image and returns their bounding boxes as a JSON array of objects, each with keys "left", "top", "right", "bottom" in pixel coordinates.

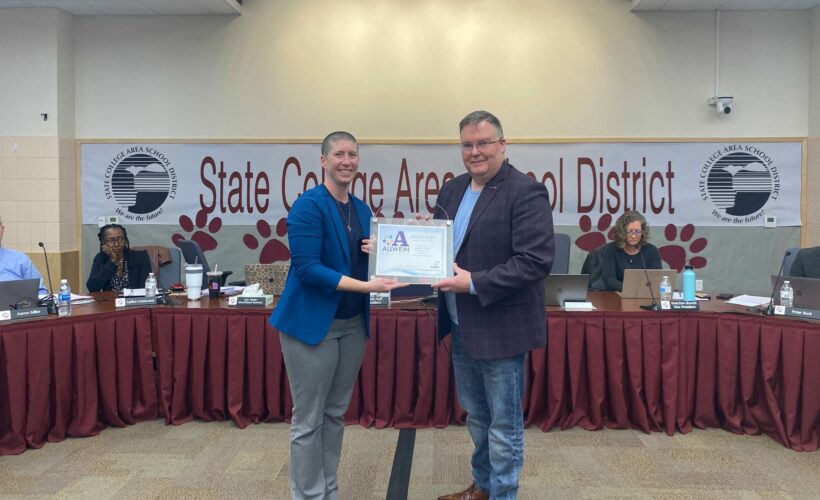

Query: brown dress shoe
[{"left": 436, "top": 482, "right": 489, "bottom": 500}]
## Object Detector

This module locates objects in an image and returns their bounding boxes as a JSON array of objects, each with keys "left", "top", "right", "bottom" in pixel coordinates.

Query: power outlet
[{"left": 695, "top": 279, "right": 703, "bottom": 292}]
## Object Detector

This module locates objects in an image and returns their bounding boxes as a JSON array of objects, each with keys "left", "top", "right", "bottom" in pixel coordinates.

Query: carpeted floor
[{"left": 1, "top": 420, "right": 818, "bottom": 499}]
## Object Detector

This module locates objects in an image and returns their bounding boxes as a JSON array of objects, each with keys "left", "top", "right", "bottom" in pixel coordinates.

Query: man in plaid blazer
[{"left": 433, "top": 111, "right": 554, "bottom": 500}]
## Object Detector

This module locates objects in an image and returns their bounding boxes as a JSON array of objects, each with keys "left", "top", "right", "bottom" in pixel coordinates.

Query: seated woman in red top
[
  {"left": 86, "top": 224, "right": 151, "bottom": 292},
  {"left": 600, "top": 210, "right": 662, "bottom": 292}
]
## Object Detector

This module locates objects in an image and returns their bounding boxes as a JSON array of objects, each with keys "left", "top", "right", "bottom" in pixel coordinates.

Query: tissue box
[{"left": 228, "top": 295, "right": 274, "bottom": 308}]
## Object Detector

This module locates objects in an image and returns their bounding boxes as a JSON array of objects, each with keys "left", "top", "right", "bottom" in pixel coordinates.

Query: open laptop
[
  {"left": 771, "top": 275, "right": 820, "bottom": 310},
  {"left": 0, "top": 278, "right": 40, "bottom": 310},
  {"left": 616, "top": 269, "right": 670, "bottom": 300},
  {"left": 544, "top": 274, "right": 589, "bottom": 306}
]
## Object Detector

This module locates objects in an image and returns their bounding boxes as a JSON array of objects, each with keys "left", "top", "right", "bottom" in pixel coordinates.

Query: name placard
[
  {"left": 228, "top": 295, "right": 273, "bottom": 307},
  {"left": 774, "top": 306, "right": 819, "bottom": 320},
  {"left": 115, "top": 297, "right": 158, "bottom": 308},
  {"left": 0, "top": 307, "right": 49, "bottom": 321},
  {"left": 370, "top": 292, "right": 390, "bottom": 306},
  {"left": 661, "top": 300, "right": 700, "bottom": 311}
]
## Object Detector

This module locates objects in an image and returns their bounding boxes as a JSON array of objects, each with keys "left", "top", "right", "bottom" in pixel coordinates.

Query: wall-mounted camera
[{"left": 708, "top": 96, "right": 733, "bottom": 115}]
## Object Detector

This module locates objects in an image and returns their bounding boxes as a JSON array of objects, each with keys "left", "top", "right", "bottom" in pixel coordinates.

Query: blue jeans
[{"left": 450, "top": 326, "right": 526, "bottom": 500}]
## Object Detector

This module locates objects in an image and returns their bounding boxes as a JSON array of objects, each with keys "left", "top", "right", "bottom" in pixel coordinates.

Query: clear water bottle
[
  {"left": 145, "top": 272, "right": 157, "bottom": 298},
  {"left": 660, "top": 275, "right": 672, "bottom": 302},
  {"left": 780, "top": 280, "right": 793, "bottom": 308},
  {"left": 682, "top": 265, "right": 696, "bottom": 301},
  {"left": 57, "top": 279, "right": 71, "bottom": 317}
]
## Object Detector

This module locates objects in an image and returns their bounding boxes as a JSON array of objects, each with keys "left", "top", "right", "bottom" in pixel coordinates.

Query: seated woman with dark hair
[
  {"left": 86, "top": 224, "right": 151, "bottom": 292},
  {"left": 601, "top": 210, "right": 662, "bottom": 292}
]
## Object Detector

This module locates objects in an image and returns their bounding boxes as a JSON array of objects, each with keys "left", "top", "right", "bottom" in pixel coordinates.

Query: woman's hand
[
  {"left": 368, "top": 277, "right": 409, "bottom": 293},
  {"left": 102, "top": 244, "right": 119, "bottom": 262},
  {"left": 360, "top": 236, "right": 376, "bottom": 255}
]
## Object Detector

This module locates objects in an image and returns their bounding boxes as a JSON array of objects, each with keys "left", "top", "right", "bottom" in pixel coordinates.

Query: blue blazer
[{"left": 269, "top": 185, "right": 372, "bottom": 345}]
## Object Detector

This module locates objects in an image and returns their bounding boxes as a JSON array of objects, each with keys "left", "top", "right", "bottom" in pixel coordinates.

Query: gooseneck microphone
[
  {"left": 765, "top": 250, "right": 792, "bottom": 316},
  {"left": 638, "top": 251, "right": 661, "bottom": 312},
  {"left": 37, "top": 241, "right": 58, "bottom": 314}
]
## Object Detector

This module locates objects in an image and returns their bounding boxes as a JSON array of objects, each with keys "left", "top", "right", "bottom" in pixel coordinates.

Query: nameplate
[
  {"left": 661, "top": 300, "right": 699, "bottom": 311},
  {"left": 0, "top": 307, "right": 49, "bottom": 321},
  {"left": 370, "top": 292, "right": 390, "bottom": 306},
  {"left": 115, "top": 297, "right": 158, "bottom": 308},
  {"left": 228, "top": 295, "right": 273, "bottom": 307},
  {"left": 774, "top": 306, "right": 819, "bottom": 320}
]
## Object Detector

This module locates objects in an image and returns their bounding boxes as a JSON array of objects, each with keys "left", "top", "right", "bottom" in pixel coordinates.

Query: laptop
[
  {"left": 771, "top": 275, "right": 820, "bottom": 310},
  {"left": 616, "top": 269, "right": 670, "bottom": 300},
  {"left": 0, "top": 278, "right": 40, "bottom": 310},
  {"left": 544, "top": 274, "right": 589, "bottom": 306}
]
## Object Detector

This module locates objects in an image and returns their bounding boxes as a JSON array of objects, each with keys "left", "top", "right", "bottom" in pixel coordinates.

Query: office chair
[
  {"left": 176, "top": 239, "right": 234, "bottom": 286},
  {"left": 552, "top": 233, "right": 571, "bottom": 274}
]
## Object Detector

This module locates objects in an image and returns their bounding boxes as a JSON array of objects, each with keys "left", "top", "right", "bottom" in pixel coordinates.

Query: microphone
[
  {"left": 37, "top": 241, "right": 58, "bottom": 314},
  {"left": 765, "top": 250, "right": 792, "bottom": 315},
  {"left": 638, "top": 251, "right": 661, "bottom": 311}
]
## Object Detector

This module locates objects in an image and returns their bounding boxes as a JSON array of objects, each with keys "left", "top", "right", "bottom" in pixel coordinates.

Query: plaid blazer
[{"left": 435, "top": 162, "right": 554, "bottom": 360}]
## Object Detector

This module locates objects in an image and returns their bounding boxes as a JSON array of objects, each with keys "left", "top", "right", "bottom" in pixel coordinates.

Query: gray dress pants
[{"left": 279, "top": 314, "right": 366, "bottom": 500}]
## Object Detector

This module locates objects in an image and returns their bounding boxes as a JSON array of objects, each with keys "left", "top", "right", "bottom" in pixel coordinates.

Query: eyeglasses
[
  {"left": 460, "top": 138, "right": 502, "bottom": 152},
  {"left": 104, "top": 237, "right": 125, "bottom": 245},
  {"left": 625, "top": 230, "right": 643, "bottom": 236}
]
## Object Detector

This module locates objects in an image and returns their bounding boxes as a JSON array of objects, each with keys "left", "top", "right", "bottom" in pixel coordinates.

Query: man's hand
[{"left": 431, "top": 263, "right": 471, "bottom": 293}]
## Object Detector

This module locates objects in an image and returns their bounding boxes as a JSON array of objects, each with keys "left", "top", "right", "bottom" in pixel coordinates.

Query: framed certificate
[{"left": 368, "top": 217, "right": 453, "bottom": 283}]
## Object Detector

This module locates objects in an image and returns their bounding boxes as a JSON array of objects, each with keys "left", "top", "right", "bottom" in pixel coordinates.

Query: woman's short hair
[{"left": 612, "top": 210, "right": 649, "bottom": 248}]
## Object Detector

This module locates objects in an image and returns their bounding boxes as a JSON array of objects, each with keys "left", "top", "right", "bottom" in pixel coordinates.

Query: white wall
[
  {"left": 0, "top": 8, "right": 60, "bottom": 136},
  {"left": 72, "top": 0, "right": 810, "bottom": 140}
]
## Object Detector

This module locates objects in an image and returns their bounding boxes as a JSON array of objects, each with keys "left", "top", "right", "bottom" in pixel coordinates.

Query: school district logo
[
  {"left": 698, "top": 147, "right": 780, "bottom": 223},
  {"left": 103, "top": 147, "right": 177, "bottom": 222}
]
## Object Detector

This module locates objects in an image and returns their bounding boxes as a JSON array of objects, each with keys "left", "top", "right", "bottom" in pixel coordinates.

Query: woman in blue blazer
[{"left": 269, "top": 131, "right": 404, "bottom": 500}]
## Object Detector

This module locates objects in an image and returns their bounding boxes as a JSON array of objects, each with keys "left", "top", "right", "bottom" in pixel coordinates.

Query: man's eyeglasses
[
  {"left": 460, "top": 138, "right": 502, "bottom": 153},
  {"left": 625, "top": 230, "right": 643, "bottom": 236},
  {"left": 104, "top": 237, "right": 125, "bottom": 245}
]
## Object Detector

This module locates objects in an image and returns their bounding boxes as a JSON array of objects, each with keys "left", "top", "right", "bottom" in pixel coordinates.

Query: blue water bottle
[{"left": 682, "top": 264, "right": 696, "bottom": 301}]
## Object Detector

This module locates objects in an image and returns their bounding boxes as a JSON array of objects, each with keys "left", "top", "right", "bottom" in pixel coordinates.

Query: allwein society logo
[
  {"left": 381, "top": 232, "right": 410, "bottom": 252},
  {"left": 698, "top": 146, "right": 779, "bottom": 223},
  {"left": 103, "top": 147, "right": 177, "bottom": 221}
]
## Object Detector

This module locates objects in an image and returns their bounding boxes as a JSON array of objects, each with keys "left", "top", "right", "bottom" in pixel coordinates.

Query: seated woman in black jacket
[
  {"left": 86, "top": 224, "right": 151, "bottom": 292},
  {"left": 601, "top": 210, "right": 662, "bottom": 292}
]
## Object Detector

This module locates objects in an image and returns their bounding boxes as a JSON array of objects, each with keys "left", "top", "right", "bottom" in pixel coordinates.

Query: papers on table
[
  {"left": 726, "top": 295, "right": 771, "bottom": 307},
  {"left": 563, "top": 301, "right": 596, "bottom": 311}
]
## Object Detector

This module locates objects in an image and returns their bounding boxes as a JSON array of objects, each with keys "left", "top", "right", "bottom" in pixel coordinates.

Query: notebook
[
  {"left": 616, "top": 269, "right": 670, "bottom": 300},
  {"left": 0, "top": 278, "right": 40, "bottom": 310},
  {"left": 544, "top": 274, "right": 589, "bottom": 306}
]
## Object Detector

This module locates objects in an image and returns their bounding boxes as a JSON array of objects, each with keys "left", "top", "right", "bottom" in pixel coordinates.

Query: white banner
[{"left": 81, "top": 141, "right": 802, "bottom": 227}]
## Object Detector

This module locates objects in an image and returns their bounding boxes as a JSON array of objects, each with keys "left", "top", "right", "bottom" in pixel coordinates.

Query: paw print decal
[
  {"left": 171, "top": 208, "right": 222, "bottom": 251},
  {"left": 243, "top": 218, "right": 291, "bottom": 264},
  {"left": 659, "top": 224, "right": 708, "bottom": 272},
  {"left": 575, "top": 214, "right": 614, "bottom": 251}
]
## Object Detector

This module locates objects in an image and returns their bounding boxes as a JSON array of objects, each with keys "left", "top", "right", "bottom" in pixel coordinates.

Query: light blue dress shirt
[
  {"left": 444, "top": 185, "right": 481, "bottom": 326},
  {"left": 0, "top": 247, "right": 49, "bottom": 295}
]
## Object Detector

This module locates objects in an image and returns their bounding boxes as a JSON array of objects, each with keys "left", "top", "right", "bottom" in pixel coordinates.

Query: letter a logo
[{"left": 393, "top": 231, "right": 409, "bottom": 247}]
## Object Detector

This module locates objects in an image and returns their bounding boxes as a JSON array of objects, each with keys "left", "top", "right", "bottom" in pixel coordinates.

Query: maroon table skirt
[
  {"left": 0, "top": 309, "right": 157, "bottom": 455},
  {"left": 153, "top": 308, "right": 819, "bottom": 452}
]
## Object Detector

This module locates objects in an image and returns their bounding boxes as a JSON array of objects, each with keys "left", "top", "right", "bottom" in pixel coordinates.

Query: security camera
[{"left": 708, "top": 96, "right": 733, "bottom": 115}]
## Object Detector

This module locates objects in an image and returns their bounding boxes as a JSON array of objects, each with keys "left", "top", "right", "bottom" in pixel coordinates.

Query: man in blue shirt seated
[{"left": 0, "top": 217, "right": 49, "bottom": 296}]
